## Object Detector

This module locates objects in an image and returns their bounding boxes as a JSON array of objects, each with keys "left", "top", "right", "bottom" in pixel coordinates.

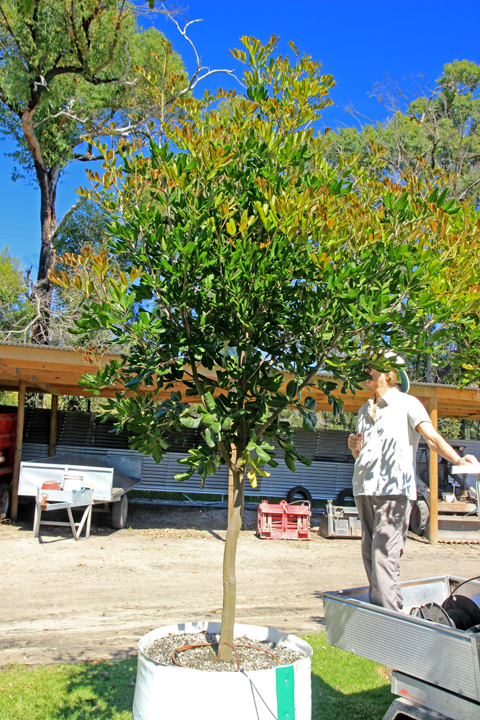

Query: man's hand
[
  {"left": 457, "top": 454, "right": 479, "bottom": 466},
  {"left": 348, "top": 433, "right": 363, "bottom": 459}
]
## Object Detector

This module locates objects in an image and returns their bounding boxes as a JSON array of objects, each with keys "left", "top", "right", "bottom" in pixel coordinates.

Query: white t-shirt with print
[{"left": 352, "top": 387, "right": 432, "bottom": 500}]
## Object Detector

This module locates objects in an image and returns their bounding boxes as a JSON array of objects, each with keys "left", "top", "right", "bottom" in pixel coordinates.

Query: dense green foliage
[
  {"left": 0, "top": 246, "right": 32, "bottom": 332},
  {"left": 0, "top": 247, "right": 26, "bottom": 305}
]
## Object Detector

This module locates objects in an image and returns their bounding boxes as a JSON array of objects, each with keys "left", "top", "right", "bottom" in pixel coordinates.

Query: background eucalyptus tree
[{"left": 0, "top": 0, "right": 187, "bottom": 340}]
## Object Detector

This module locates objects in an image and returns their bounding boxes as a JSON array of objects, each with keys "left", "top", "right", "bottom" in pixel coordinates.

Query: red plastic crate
[{"left": 256, "top": 499, "right": 311, "bottom": 540}]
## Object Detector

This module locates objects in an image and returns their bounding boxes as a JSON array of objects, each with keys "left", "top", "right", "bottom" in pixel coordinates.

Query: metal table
[{"left": 33, "top": 486, "right": 94, "bottom": 541}]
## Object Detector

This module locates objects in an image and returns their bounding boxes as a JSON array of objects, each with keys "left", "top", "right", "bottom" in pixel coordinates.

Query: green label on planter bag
[{"left": 275, "top": 665, "right": 295, "bottom": 719}]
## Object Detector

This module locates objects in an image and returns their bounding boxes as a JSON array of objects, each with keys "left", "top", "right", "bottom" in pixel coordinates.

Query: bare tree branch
[
  {"left": 162, "top": 6, "right": 245, "bottom": 92},
  {"left": 50, "top": 197, "right": 87, "bottom": 244}
]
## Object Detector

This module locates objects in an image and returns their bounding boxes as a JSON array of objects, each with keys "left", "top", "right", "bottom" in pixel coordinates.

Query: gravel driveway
[{"left": 1, "top": 503, "right": 479, "bottom": 665}]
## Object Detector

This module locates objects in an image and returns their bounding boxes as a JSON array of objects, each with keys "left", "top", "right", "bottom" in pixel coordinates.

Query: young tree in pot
[{"left": 52, "top": 37, "right": 480, "bottom": 662}]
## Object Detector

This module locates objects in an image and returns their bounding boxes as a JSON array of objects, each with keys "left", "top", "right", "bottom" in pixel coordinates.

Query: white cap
[{"left": 384, "top": 352, "right": 410, "bottom": 393}]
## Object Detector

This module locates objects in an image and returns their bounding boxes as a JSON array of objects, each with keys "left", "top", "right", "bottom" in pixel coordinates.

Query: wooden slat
[
  {"left": 48, "top": 394, "right": 58, "bottom": 457},
  {"left": 0, "top": 366, "right": 93, "bottom": 385},
  {"left": 0, "top": 344, "right": 118, "bottom": 367}
]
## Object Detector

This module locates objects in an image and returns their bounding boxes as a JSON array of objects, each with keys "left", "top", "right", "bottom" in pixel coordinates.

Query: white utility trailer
[{"left": 19, "top": 453, "right": 142, "bottom": 530}]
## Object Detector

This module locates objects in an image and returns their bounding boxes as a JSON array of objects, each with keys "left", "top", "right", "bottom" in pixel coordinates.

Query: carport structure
[{"left": 1, "top": 341, "right": 479, "bottom": 543}]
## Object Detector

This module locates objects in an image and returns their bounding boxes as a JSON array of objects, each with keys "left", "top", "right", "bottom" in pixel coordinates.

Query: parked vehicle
[
  {"left": 410, "top": 442, "right": 480, "bottom": 542},
  {"left": 0, "top": 413, "right": 17, "bottom": 518}
]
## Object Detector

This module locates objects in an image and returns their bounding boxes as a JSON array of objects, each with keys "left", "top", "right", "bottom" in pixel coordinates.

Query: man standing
[{"left": 348, "top": 354, "right": 478, "bottom": 612}]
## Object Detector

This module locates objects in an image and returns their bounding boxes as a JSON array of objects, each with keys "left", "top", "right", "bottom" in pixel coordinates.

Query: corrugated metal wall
[
  {"left": 20, "top": 443, "right": 355, "bottom": 501},
  {"left": 19, "top": 408, "right": 480, "bottom": 502},
  {"left": 20, "top": 408, "right": 355, "bottom": 500}
]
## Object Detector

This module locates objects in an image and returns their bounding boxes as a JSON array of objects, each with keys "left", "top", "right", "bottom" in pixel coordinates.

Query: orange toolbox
[{"left": 256, "top": 499, "right": 311, "bottom": 540}]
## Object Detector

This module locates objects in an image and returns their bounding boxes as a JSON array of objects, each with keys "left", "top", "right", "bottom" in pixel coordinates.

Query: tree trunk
[
  {"left": 31, "top": 169, "right": 60, "bottom": 343},
  {"left": 218, "top": 466, "right": 245, "bottom": 662},
  {"left": 22, "top": 108, "right": 59, "bottom": 343},
  {"left": 425, "top": 355, "right": 435, "bottom": 384}
]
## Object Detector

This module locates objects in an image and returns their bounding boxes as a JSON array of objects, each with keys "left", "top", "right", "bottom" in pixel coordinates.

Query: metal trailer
[
  {"left": 18, "top": 453, "right": 142, "bottom": 530},
  {"left": 324, "top": 575, "right": 480, "bottom": 720}
]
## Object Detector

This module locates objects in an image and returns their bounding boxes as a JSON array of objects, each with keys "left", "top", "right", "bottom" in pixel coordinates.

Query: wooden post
[
  {"left": 428, "top": 395, "right": 439, "bottom": 545},
  {"left": 10, "top": 380, "right": 26, "bottom": 521},
  {"left": 48, "top": 394, "right": 58, "bottom": 457}
]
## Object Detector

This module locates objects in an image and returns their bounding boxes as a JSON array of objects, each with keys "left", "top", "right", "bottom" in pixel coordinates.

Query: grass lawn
[
  {"left": 309, "top": 634, "right": 392, "bottom": 720},
  {"left": 0, "top": 633, "right": 392, "bottom": 720}
]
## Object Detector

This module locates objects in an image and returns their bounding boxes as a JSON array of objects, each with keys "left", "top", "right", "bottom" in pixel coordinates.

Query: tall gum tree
[
  {"left": 52, "top": 37, "right": 480, "bottom": 662},
  {"left": 0, "top": 0, "right": 188, "bottom": 341},
  {"left": 326, "top": 60, "right": 480, "bottom": 205}
]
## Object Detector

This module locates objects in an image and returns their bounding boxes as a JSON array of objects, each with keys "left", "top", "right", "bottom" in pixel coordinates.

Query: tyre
[
  {"left": 336, "top": 487, "right": 354, "bottom": 505},
  {"left": 111, "top": 494, "right": 128, "bottom": 529},
  {"left": 286, "top": 485, "right": 313, "bottom": 505},
  {"left": 0, "top": 482, "right": 10, "bottom": 518},
  {"left": 409, "top": 499, "right": 429, "bottom": 536}
]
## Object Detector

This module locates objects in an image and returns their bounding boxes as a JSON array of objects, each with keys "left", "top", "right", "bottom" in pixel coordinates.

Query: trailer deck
[{"left": 324, "top": 576, "right": 480, "bottom": 719}]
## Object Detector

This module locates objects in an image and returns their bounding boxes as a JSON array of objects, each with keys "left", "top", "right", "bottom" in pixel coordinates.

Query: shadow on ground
[
  {"left": 312, "top": 672, "right": 392, "bottom": 720},
  {"left": 10, "top": 501, "right": 262, "bottom": 541},
  {"left": 54, "top": 658, "right": 136, "bottom": 720}
]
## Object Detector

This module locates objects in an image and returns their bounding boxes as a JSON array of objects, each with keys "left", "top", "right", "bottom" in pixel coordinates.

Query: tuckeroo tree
[{"left": 52, "top": 37, "right": 480, "bottom": 661}]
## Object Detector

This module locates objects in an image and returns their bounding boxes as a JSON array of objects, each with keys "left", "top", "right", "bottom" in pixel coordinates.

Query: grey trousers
[{"left": 355, "top": 495, "right": 412, "bottom": 611}]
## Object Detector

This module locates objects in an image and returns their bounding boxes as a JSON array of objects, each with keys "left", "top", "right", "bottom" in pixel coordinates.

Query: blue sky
[{"left": 1, "top": 0, "right": 480, "bottom": 274}]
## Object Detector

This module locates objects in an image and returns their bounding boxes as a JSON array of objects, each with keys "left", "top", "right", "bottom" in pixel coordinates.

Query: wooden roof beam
[{"left": 0, "top": 364, "right": 61, "bottom": 396}]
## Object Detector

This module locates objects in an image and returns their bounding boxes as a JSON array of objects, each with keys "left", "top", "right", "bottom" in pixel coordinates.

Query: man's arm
[{"left": 416, "top": 422, "right": 478, "bottom": 465}]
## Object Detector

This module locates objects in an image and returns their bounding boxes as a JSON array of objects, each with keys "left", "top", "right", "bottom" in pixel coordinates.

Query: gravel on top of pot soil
[{"left": 143, "top": 632, "right": 304, "bottom": 672}]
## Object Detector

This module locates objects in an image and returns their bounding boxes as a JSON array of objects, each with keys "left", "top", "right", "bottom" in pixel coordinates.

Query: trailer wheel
[
  {"left": 336, "top": 487, "right": 355, "bottom": 506},
  {"left": 286, "top": 485, "right": 312, "bottom": 505},
  {"left": 409, "top": 499, "right": 429, "bottom": 536},
  {"left": 0, "top": 482, "right": 10, "bottom": 518},
  {"left": 111, "top": 495, "right": 128, "bottom": 529}
]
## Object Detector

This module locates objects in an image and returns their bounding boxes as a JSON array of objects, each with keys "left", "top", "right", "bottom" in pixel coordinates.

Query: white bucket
[
  {"left": 63, "top": 473, "right": 84, "bottom": 492},
  {"left": 132, "top": 622, "right": 313, "bottom": 720}
]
